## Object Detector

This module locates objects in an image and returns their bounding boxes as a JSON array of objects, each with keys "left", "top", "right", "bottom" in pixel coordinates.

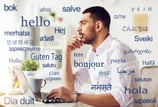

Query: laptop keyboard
[
  {"left": 42, "top": 98, "right": 69, "bottom": 103},
  {"left": 34, "top": 92, "right": 71, "bottom": 103}
]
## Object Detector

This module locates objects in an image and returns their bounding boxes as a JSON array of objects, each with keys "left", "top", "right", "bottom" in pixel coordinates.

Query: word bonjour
[
  {"left": 74, "top": 60, "right": 104, "bottom": 69},
  {"left": 4, "top": 97, "right": 34, "bottom": 105}
]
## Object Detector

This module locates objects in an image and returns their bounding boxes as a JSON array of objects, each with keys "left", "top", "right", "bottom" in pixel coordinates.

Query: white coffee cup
[{"left": 28, "top": 78, "right": 46, "bottom": 93}]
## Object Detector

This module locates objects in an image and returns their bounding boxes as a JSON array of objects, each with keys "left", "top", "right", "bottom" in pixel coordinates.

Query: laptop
[{"left": 14, "top": 67, "right": 70, "bottom": 103}]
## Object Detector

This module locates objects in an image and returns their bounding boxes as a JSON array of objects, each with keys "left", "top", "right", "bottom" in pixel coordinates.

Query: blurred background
[{"left": 0, "top": 0, "right": 158, "bottom": 92}]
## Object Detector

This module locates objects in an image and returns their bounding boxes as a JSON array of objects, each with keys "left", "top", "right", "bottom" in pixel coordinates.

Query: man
[{"left": 48, "top": 6, "right": 140, "bottom": 107}]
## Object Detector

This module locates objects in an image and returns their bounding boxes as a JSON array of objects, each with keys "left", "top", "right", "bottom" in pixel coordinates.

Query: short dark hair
[{"left": 82, "top": 6, "right": 111, "bottom": 30}]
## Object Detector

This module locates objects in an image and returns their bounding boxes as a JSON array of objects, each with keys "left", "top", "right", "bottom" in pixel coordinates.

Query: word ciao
[
  {"left": 62, "top": 5, "right": 81, "bottom": 12},
  {"left": 4, "top": 97, "right": 34, "bottom": 105}
]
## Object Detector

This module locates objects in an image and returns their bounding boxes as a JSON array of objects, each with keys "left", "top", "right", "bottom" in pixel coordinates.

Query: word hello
[
  {"left": 4, "top": 97, "right": 34, "bottom": 104},
  {"left": 21, "top": 16, "right": 50, "bottom": 27},
  {"left": 4, "top": 4, "right": 17, "bottom": 11},
  {"left": 62, "top": 5, "right": 81, "bottom": 12}
]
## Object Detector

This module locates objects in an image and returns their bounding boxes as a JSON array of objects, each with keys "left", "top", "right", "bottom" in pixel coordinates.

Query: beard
[
  {"left": 81, "top": 27, "right": 96, "bottom": 44},
  {"left": 82, "top": 34, "right": 96, "bottom": 44}
]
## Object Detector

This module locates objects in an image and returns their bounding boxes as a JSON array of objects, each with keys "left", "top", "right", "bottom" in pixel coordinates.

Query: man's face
[{"left": 77, "top": 13, "right": 97, "bottom": 44}]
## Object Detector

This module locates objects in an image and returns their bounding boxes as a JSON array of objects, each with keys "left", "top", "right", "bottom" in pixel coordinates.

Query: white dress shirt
[{"left": 74, "top": 35, "right": 140, "bottom": 107}]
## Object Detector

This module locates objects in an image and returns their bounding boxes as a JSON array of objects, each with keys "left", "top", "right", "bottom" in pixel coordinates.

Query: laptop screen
[{"left": 14, "top": 66, "right": 36, "bottom": 99}]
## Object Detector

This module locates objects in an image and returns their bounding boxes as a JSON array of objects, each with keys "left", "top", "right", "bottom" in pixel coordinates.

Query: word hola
[
  {"left": 62, "top": 5, "right": 81, "bottom": 12},
  {"left": 21, "top": 16, "right": 50, "bottom": 27},
  {"left": 4, "top": 4, "right": 17, "bottom": 11},
  {"left": 124, "top": 86, "right": 148, "bottom": 94}
]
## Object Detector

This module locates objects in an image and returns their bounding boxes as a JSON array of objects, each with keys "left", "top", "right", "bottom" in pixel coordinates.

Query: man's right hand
[{"left": 66, "top": 35, "right": 83, "bottom": 52}]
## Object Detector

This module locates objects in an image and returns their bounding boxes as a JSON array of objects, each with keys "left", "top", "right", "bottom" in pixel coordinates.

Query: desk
[
  {"left": 0, "top": 94, "right": 93, "bottom": 107},
  {"left": 0, "top": 94, "right": 76, "bottom": 107},
  {"left": 0, "top": 81, "right": 93, "bottom": 107}
]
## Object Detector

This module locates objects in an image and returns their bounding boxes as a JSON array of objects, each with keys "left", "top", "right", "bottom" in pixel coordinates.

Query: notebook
[{"left": 14, "top": 67, "right": 70, "bottom": 103}]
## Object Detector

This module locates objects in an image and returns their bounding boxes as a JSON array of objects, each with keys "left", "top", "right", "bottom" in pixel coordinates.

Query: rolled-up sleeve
[
  {"left": 108, "top": 44, "right": 140, "bottom": 107},
  {"left": 74, "top": 67, "right": 90, "bottom": 91}
]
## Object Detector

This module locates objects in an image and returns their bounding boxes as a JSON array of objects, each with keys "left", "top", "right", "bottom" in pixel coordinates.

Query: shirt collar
[{"left": 90, "top": 34, "right": 113, "bottom": 56}]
